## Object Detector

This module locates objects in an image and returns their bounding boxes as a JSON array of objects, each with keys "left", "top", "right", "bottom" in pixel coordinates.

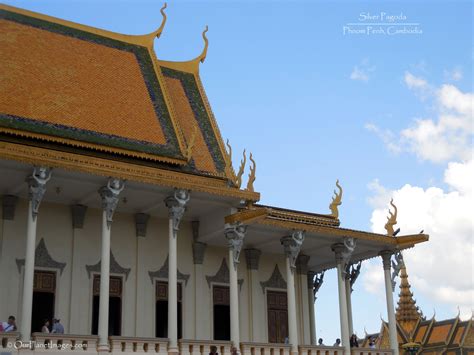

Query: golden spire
[
  {"left": 328, "top": 179, "right": 343, "bottom": 218},
  {"left": 149, "top": 3, "right": 167, "bottom": 39},
  {"left": 384, "top": 198, "right": 398, "bottom": 236},
  {"left": 246, "top": 153, "right": 256, "bottom": 192},
  {"left": 197, "top": 25, "right": 209, "bottom": 63},
  {"left": 184, "top": 126, "right": 197, "bottom": 162},
  {"left": 235, "top": 149, "right": 246, "bottom": 188},
  {"left": 396, "top": 264, "right": 422, "bottom": 334},
  {"left": 224, "top": 139, "right": 246, "bottom": 188}
]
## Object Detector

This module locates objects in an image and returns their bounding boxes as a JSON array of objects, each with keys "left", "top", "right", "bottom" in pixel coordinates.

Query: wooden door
[{"left": 267, "top": 291, "right": 288, "bottom": 343}]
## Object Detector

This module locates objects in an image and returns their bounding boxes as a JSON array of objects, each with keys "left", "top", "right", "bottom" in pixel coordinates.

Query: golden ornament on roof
[
  {"left": 197, "top": 25, "right": 209, "bottom": 64},
  {"left": 184, "top": 126, "right": 197, "bottom": 162},
  {"left": 246, "top": 153, "right": 256, "bottom": 192},
  {"left": 384, "top": 198, "right": 398, "bottom": 236},
  {"left": 329, "top": 179, "right": 343, "bottom": 219}
]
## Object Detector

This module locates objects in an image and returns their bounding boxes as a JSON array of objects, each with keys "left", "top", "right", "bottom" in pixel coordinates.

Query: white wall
[{"left": 0, "top": 198, "right": 311, "bottom": 343}]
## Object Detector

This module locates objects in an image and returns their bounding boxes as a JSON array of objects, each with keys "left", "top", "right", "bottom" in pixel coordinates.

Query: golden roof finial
[
  {"left": 150, "top": 3, "right": 167, "bottom": 39},
  {"left": 197, "top": 25, "right": 209, "bottom": 63},
  {"left": 246, "top": 153, "right": 256, "bottom": 192},
  {"left": 224, "top": 139, "right": 246, "bottom": 188},
  {"left": 235, "top": 149, "right": 246, "bottom": 188},
  {"left": 384, "top": 198, "right": 398, "bottom": 236},
  {"left": 184, "top": 126, "right": 197, "bottom": 162},
  {"left": 329, "top": 179, "right": 343, "bottom": 219}
]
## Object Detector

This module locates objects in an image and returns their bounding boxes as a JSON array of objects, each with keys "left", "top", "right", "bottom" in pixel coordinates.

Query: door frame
[
  {"left": 210, "top": 282, "right": 231, "bottom": 341},
  {"left": 90, "top": 273, "right": 124, "bottom": 336},
  {"left": 265, "top": 288, "right": 288, "bottom": 344},
  {"left": 152, "top": 278, "right": 185, "bottom": 339}
]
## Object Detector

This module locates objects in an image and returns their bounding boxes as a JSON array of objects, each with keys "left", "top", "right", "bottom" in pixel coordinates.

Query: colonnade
[{"left": 17, "top": 167, "right": 400, "bottom": 355}]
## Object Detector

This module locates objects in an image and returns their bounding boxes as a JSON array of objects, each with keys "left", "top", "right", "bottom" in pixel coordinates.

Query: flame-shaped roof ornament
[
  {"left": 384, "top": 198, "right": 398, "bottom": 236},
  {"left": 197, "top": 25, "right": 209, "bottom": 63},
  {"left": 150, "top": 3, "right": 167, "bottom": 39}
]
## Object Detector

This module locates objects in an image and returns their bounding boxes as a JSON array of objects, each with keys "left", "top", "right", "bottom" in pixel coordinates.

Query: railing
[
  {"left": 179, "top": 339, "right": 232, "bottom": 355},
  {"left": 299, "top": 345, "right": 342, "bottom": 355},
  {"left": 351, "top": 348, "right": 393, "bottom": 355},
  {"left": 240, "top": 342, "right": 292, "bottom": 355},
  {"left": 1, "top": 331, "right": 20, "bottom": 352},
  {"left": 109, "top": 336, "right": 168, "bottom": 355},
  {"left": 31, "top": 333, "right": 99, "bottom": 353}
]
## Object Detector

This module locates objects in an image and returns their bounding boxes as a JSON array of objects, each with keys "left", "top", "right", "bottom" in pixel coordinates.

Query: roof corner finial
[
  {"left": 246, "top": 153, "right": 256, "bottom": 192},
  {"left": 198, "top": 25, "right": 209, "bottom": 63},
  {"left": 154, "top": 3, "right": 168, "bottom": 39},
  {"left": 329, "top": 179, "right": 343, "bottom": 219},
  {"left": 384, "top": 198, "right": 398, "bottom": 236},
  {"left": 235, "top": 149, "right": 247, "bottom": 189}
]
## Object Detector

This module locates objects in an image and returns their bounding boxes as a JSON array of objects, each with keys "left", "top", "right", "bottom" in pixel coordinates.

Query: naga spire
[
  {"left": 224, "top": 139, "right": 246, "bottom": 189},
  {"left": 384, "top": 198, "right": 398, "bottom": 236},
  {"left": 197, "top": 25, "right": 209, "bottom": 63},
  {"left": 246, "top": 153, "right": 256, "bottom": 192},
  {"left": 151, "top": 3, "right": 167, "bottom": 39},
  {"left": 329, "top": 179, "right": 343, "bottom": 218}
]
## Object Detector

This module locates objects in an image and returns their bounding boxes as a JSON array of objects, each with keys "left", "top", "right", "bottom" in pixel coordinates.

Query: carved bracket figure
[
  {"left": 313, "top": 271, "right": 325, "bottom": 298},
  {"left": 345, "top": 261, "right": 362, "bottom": 292},
  {"left": 391, "top": 251, "right": 405, "bottom": 291},
  {"left": 224, "top": 222, "right": 247, "bottom": 267},
  {"left": 281, "top": 230, "right": 305, "bottom": 269},
  {"left": 99, "top": 178, "right": 125, "bottom": 228},
  {"left": 165, "top": 189, "right": 190, "bottom": 232},
  {"left": 26, "top": 166, "right": 52, "bottom": 220}
]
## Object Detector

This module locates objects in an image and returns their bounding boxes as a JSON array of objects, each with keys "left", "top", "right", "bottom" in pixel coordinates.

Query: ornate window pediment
[{"left": 16, "top": 238, "right": 66, "bottom": 275}]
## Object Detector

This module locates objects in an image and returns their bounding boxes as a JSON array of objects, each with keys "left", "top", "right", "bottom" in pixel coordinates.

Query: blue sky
[{"left": 5, "top": 0, "right": 472, "bottom": 344}]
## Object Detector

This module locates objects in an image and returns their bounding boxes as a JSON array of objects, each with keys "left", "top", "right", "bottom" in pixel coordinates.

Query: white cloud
[
  {"left": 444, "top": 67, "right": 463, "bottom": 81},
  {"left": 404, "top": 71, "right": 428, "bottom": 90},
  {"left": 350, "top": 59, "right": 376, "bottom": 82},
  {"left": 365, "top": 124, "right": 401, "bottom": 153},
  {"left": 368, "top": 74, "right": 473, "bottom": 163},
  {"left": 363, "top": 159, "right": 474, "bottom": 319}
]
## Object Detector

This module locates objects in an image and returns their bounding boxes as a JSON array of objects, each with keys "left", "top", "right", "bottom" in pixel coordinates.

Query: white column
[
  {"left": 281, "top": 231, "right": 305, "bottom": 355},
  {"left": 332, "top": 244, "right": 351, "bottom": 355},
  {"left": 165, "top": 189, "right": 190, "bottom": 355},
  {"left": 307, "top": 272, "right": 317, "bottom": 345},
  {"left": 345, "top": 278, "right": 354, "bottom": 336},
  {"left": 20, "top": 167, "right": 51, "bottom": 341},
  {"left": 229, "top": 248, "right": 240, "bottom": 345},
  {"left": 381, "top": 251, "right": 399, "bottom": 355},
  {"left": 244, "top": 248, "right": 263, "bottom": 342},
  {"left": 193, "top": 241, "right": 207, "bottom": 339},
  {"left": 225, "top": 222, "right": 247, "bottom": 350},
  {"left": 98, "top": 178, "right": 124, "bottom": 351}
]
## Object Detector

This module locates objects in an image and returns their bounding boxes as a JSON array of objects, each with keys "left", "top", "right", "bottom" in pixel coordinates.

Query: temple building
[
  {"left": 0, "top": 4, "right": 429, "bottom": 355},
  {"left": 362, "top": 264, "right": 474, "bottom": 354}
]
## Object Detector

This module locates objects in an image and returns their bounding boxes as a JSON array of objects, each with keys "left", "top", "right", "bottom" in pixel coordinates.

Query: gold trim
[
  {"left": 1, "top": 4, "right": 165, "bottom": 48},
  {"left": 395, "top": 234, "right": 429, "bottom": 248},
  {"left": 225, "top": 208, "right": 269, "bottom": 225},
  {"left": 256, "top": 217, "right": 428, "bottom": 245},
  {"left": 0, "top": 127, "right": 186, "bottom": 165},
  {"left": 0, "top": 141, "right": 261, "bottom": 201}
]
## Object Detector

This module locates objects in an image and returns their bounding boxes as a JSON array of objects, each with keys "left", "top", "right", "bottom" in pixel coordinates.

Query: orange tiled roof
[
  {"left": 427, "top": 323, "right": 453, "bottom": 344},
  {"left": 0, "top": 4, "right": 229, "bottom": 177}
]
